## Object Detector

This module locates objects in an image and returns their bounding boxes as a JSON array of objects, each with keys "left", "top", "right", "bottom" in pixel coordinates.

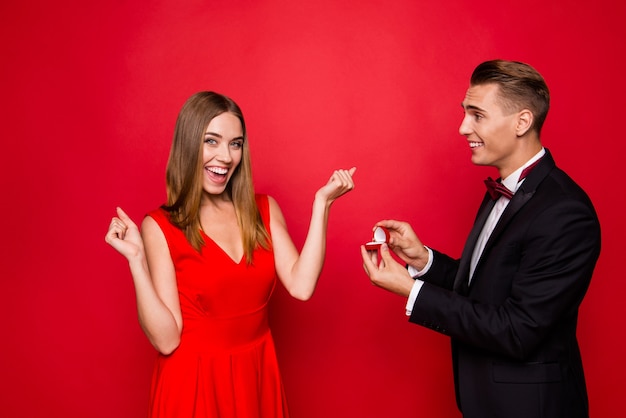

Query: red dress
[{"left": 146, "top": 195, "right": 289, "bottom": 417}]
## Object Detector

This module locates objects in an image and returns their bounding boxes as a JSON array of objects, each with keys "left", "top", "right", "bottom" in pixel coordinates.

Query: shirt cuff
[
  {"left": 405, "top": 279, "right": 424, "bottom": 316},
  {"left": 407, "top": 246, "right": 433, "bottom": 278},
  {"left": 405, "top": 246, "right": 432, "bottom": 316}
]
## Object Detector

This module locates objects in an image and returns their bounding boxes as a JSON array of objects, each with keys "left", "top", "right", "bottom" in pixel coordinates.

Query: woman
[{"left": 105, "top": 91, "right": 355, "bottom": 417}]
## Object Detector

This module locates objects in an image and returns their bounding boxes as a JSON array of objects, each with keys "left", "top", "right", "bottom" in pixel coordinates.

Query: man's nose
[{"left": 459, "top": 114, "right": 471, "bottom": 136}]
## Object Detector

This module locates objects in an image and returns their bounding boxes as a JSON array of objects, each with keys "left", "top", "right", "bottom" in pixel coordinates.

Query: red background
[{"left": 2, "top": 1, "right": 625, "bottom": 417}]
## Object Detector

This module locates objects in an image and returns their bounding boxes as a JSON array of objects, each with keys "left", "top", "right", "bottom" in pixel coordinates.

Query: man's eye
[{"left": 474, "top": 114, "right": 484, "bottom": 121}]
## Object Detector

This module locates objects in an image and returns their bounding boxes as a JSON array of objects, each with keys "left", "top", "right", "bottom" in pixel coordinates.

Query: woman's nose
[{"left": 216, "top": 144, "right": 233, "bottom": 162}]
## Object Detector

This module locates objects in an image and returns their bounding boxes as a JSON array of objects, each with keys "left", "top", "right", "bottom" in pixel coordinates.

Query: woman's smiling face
[{"left": 201, "top": 112, "right": 244, "bottom": 197}]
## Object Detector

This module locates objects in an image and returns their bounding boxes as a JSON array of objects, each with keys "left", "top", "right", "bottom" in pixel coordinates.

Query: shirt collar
[{"left": 502, "top": 148, "right": 546, "bottom": 192}]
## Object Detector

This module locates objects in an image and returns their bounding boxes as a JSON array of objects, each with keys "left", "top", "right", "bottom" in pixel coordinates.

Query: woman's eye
[
  {"left": 204, "top": 137, "right": 217, "bottom": 145},
  {"left": 231, "top": 141, "right": 243, "bottom": 149}
]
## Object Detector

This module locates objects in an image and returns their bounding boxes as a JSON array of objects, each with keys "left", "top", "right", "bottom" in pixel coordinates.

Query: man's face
[{"left": 459, "top": 83, "right": 521, "bottom": 176}]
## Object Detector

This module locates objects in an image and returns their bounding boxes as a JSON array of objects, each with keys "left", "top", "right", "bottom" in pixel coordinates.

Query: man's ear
[{"left": 516, "top": 109, "right": 534, "bottom": 137}]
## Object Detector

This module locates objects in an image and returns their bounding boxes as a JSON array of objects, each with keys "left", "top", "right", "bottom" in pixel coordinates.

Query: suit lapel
[
  {"left": 484, "top": 189, "right": 534, "bottom": 248},
  {"left": 453, "top": 195, "right": 495, "bottom": 294}
]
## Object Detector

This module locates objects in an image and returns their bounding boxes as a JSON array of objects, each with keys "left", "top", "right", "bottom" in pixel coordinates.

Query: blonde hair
[{"left": 163, "top": 91, "right": 270, "bottom": 263}]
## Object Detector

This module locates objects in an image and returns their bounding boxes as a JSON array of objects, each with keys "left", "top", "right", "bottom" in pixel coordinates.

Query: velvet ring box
[{"left": 364, "top": 226, "right": 390, "bottom": 250}]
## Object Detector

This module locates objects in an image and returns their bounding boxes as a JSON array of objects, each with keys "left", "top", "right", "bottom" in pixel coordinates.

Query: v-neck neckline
[{"left": 200, "top": 229, "right": 244, "bottom": 265}]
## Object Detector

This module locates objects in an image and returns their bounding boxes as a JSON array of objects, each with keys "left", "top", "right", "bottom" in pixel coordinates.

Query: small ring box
[{"left": 364, "top": 226, "right": 389, "bottom": 250}]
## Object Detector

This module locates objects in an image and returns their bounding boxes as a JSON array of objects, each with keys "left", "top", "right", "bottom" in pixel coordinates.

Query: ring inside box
[{"left": 364, "top": 226, "right": 389, "bottom": 250}]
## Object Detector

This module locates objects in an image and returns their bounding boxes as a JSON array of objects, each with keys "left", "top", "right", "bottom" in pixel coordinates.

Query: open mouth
[
  {"left": 207, "top": 167, "right": 228, "bottom": 175},
  {"left": 205, "top": 166, "right": 229, "bottom": 182}
]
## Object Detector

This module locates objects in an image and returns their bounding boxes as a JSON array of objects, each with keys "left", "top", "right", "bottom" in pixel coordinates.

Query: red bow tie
[
  {"left": 484, "top": 178, "right": 513, "bottom": 200},
  {"left": 484, "top": 158, "right": 541, "bottom": 200}
]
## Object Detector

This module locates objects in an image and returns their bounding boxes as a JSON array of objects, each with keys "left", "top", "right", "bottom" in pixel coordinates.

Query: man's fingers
[
  {"left": 361, "top": 245, "right": 383, "bottom": 272},
  {"left": 379, "top": 243, "right": 395, "bottom": 263}
]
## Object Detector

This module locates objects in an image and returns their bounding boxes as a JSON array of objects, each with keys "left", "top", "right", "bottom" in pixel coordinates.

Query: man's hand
[
  {"left": 374, "top": 220, "right": 429, "bottom": 270},
  {"left": 361, "top": 243, "right": 415, "bottom": 297}
]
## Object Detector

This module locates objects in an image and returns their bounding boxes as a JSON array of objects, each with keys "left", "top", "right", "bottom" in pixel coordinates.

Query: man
[{"left": 361, "top": 60, "right": 601, "bottom": 418}]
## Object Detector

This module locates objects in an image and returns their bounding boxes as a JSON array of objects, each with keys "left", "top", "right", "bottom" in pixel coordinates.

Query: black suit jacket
[{"left": 410, "top": 150, "right": 601, "bottom": 418}]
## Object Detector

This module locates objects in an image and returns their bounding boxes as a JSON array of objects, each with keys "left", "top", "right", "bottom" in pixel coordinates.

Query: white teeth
[
  {"left": 207, "top": 167, "right": 228, "bottom": 174},
  {"left": 469, "top": 142, "right": 483, "bottom": 148}
]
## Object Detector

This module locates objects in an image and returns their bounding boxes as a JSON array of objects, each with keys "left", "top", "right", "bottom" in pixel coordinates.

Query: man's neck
[{"left": 498, "top": 139, "right": 543, "bottom": 179}]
